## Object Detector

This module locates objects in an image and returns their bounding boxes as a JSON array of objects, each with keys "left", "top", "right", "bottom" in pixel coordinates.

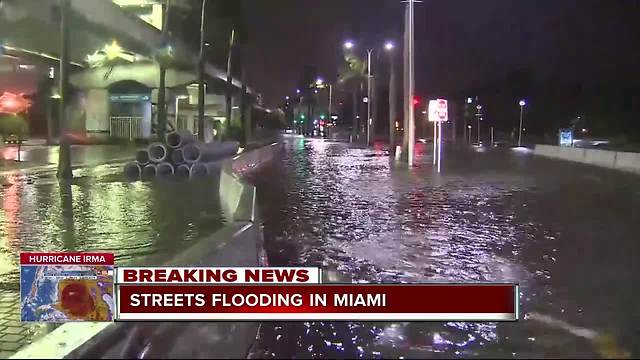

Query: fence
[{"left": 109, "top": 117, "right": 144, "bottom": 141}]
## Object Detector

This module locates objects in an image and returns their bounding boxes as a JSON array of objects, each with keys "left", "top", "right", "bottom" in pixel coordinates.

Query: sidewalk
[{"left": 0, "top": 144, "right": 137, "bottom": 177}]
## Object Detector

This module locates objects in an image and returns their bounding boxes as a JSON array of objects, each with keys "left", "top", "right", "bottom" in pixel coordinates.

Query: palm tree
[{"left": 338, "top": 52, "right": 367, "bottom": 141}]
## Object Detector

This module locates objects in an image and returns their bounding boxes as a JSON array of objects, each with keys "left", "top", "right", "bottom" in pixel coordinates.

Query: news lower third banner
[{"left": 19, "top": 253, "right": 519, "bottom": 322}]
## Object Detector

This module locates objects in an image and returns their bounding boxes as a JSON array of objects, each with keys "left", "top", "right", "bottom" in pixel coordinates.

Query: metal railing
[{"left": 109, "top": 116, "right": 144, "bottom": 141}]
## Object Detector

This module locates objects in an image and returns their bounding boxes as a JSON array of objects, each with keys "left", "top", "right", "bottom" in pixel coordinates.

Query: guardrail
[
  {"left": 534, "top": 144, "right": 640, "bottom": 175},
  {"left": 11, "top": 143, "right": 284, "bottom": 359},
  {"left": 109, "top": 117, "right": 144, "bottom": 141}
]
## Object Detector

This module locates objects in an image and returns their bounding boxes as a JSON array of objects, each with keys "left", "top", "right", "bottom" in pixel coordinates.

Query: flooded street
[
  {"left": 0, "top": 159, "right": 225, "bottom": 354},
  {"left": 251, "top": 136, "right": 640, "bottom": 358}
]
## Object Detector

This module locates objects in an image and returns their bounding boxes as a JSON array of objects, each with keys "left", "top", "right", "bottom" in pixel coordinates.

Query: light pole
[
  {"left": 366, "top": 49, "right": 373, "bottom": 146},
  {"left": 385, "top": 41, "right": 396, "bottom": 150},
  {"left": 476, "top": 104, "right": 482, "bottom": 144},
  {"left": 344, "top": 41, "right": 389, "bottom": 147},
  {"left": 57, "top": 0, "right": 72, "bottom": 179},
  {"left": 518, "top": 99, "right": 526, "bottom": 147},
  {"left": 197, "top": 0, "right": 207, "bottom": 141},
  {"left": 404, "top": 0, "right": 416, "bottom": 166}
]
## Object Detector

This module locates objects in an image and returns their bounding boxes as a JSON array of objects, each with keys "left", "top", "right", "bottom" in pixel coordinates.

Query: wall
[
  {"left": 534, "top": 145, "right": 640, "bottom": 174},
  {"left": 85, "top": 89, "right": 109, "bottom": 133}
]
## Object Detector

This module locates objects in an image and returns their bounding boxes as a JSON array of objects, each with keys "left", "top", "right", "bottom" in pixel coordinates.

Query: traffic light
[{"left": 413, "top": 96, "right": 420, "bottom": 106}]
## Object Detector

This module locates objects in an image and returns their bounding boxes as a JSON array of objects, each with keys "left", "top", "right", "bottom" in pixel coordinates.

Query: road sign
[
  {"left": 559, "top": 128, "right": 573, "bottom": 147},
  {"left": 428, "top": 99, "right": 448, "bottom": 122}
]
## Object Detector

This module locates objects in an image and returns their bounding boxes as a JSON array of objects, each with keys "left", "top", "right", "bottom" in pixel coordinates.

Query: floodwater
[
  {"left": 250, "top": 137, "right": 640, "bottom": 358},
  {"left": 0, "top": 161, "right": 225, "bottom": 350}
]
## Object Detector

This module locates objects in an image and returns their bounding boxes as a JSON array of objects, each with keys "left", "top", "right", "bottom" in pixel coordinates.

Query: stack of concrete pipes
[{"left": 124, "top": 130, "right": 239, "bottom": 181}]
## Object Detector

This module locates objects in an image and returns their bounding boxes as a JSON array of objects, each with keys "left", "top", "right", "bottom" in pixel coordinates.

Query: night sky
[{"left": 242, "top": 0, "right": 640, "bottom": 106}]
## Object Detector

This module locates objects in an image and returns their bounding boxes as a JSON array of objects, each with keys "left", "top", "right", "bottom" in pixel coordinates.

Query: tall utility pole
[
  {"left": 225, "top": 29, "right": 235, "bottom": 140},
  {"left": 328, "top": 84, "right": 332, "bottom": 120},
  {"left": 402, "top": 8, "right": 409, "bottom": 158},
  {"left": 518, "top": 99, "right": 526, "bottom": 147},
  {"left": 366, "top": 49, "right": 373, "bottom": 146},
  {"left": 157, "top": 0, "right": 170, "bottom": 142},
  {"left": 404, "top": 0, "right": 416, "bottom": 166},
  {"left": 388, "top": 46, "right": 397, "bottom": 149},
  {"left": 351, "top": 89, "right": 358, "bottom": 141},
  {"left": 197, "top": 0, "right": 206, "bottom": 141},
  {"left": 56, "top": 0, "right": 72, "bottom": 179}
]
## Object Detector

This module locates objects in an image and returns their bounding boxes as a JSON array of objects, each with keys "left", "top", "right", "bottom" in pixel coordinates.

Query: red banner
[
  {"left": 117, "top": 284, "right": 517, "bottom": 321},
  {"left": 20, "top": 252, "right": 115, "bottom": 265}
]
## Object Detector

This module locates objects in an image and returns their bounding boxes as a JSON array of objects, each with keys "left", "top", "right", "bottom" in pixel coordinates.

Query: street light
[
  {"left": 345, "top": 40, "right": 393, "bottom": 146},
  {"left": 296, "top": 89, "right": 301, "bottom": 94},
  {"left": 315, "top": 78, "right": 324, "bottom": 86},
  {"left": 476, "top": 104, "right": 482, "bottom": 144},
  {"left": 518, "top": 99, "right": 526, "bottom": 147}
]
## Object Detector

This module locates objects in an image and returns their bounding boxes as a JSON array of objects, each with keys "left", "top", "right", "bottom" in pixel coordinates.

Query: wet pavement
[
  {"left": 0, "top": 144, "right": 136, "bottom": 174},
  {"left": 0, "top": 147, "right": 225, "bottom": 356},
  {"left": 249, "top": 137, "right": 640, "bottom": 358}
]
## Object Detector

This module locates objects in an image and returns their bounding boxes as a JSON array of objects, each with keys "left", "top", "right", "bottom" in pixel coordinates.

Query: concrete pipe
[
  {"left": 183, "top": 141, "right": 240, "bottom": 164},
  {"left": 171, "top": 148, "right": 185, "bottom": 165},
  {"left": 175, "top": 164, "right": 191, "bottom": 178},
  {"left": 156, "top": 162, "right": 175, "bottom": 178},
  {"left": 135, "top": 150, "right": 150, "bottom": 165},
  {"left": 188, "top": 163, "right": 208, "bottom": 179},
  {"left": 166, "top": 130, "right": 195, "bottom": 149},
  {"left": 123, "top": 162, "right": 142, "bottom": 181},
  {"left": 142, "top": 164, "right": 157, "bottom": 180},
  {"left": 148, "top": 142, "right": 169, "bottom": 163}
]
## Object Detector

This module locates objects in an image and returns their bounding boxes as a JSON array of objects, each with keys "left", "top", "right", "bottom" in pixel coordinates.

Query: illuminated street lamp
[
  {"left": 475, "top": 104, "right": 482, "bottom": 144},
  {"left": 518, "top": 99, "right": 526, "bottom": 147},
  {"left": 343, "top": 39, "right": 391, "bottom": 146}
]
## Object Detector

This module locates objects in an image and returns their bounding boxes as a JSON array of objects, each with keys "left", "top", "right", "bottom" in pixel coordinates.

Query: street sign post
[
  {"left": 428, "top": 99, "right": 448, "bottom": 173},
  {"left": 428, "top": 99, "right": 448, "bottom": 122}
]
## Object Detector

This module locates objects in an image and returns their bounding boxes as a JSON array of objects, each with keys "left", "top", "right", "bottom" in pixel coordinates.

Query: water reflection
[
  {"left": 0, "top": 162, "right": 225, "bottom": 351},
  {"left": 251, "top": 138, "right": 639, "bottom": 358}
]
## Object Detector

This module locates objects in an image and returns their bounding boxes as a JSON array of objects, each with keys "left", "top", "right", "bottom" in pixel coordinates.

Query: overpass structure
[{"left": 0, "top": 0, "right": 261, "bottom": 141}]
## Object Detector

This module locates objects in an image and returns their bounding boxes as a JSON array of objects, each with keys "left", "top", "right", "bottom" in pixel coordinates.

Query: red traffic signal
[{"left": 413, "top": 96, "right": 420, "bottom": 106}]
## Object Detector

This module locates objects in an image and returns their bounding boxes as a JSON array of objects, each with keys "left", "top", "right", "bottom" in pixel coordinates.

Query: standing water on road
[
  {"left": 249, "top": 137, "right": 639, "bottom": 358},
  {"left": 0, "top": 162, "right": 225, "bottom": 353}
]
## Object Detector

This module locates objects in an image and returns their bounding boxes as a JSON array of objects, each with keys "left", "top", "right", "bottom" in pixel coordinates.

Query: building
[{"left": 0, "top": 0, "right": 260, "bottom": 142}]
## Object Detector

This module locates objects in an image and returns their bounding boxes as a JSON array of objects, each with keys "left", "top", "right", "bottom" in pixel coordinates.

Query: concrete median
[
  {"left": 615, "top": 152, "right": 640, "bottom": 173},
  {"left": 556, "top": 147, "right": 586, "bottom": 162},
  {"left": 534, "top": 144, "right": 640, "bottom": 175},
  {"left": 584, "top": 149, "right": 616, "bottom": 168}
]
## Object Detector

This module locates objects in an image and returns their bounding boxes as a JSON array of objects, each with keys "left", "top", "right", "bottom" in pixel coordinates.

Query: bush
[{"left": 0, "top": 113, "right": 29, "bottom": 138}]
